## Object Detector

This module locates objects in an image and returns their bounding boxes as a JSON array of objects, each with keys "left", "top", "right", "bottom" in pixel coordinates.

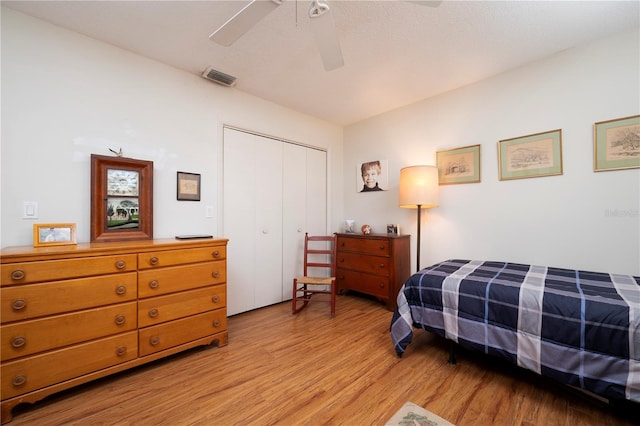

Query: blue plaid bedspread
[{"left": 390, "top": 259, "right": 640, "bottom": 402}]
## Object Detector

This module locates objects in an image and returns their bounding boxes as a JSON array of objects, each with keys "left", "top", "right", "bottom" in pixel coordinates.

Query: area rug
[{"left": 385, "top": 401, "right": 455, "bottom": 426}]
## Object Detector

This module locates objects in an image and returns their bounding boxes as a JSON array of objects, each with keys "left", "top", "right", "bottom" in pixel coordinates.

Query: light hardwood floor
[{"left": 7, "top": 294, "right": 638, "bottom": 425}]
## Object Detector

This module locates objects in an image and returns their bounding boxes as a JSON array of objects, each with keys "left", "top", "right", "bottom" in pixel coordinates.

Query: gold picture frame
[
  {"left": 91, "top": 154, "right": 154, "bottom": 242},
  {"left": 594, "top": 115, "right": 640, "bottom": 172},
  {"left": 33, "top": 223, "right": 77, "bottom": 247},
  {"left": 436, "top": 144, "right": 481, "bottom": 185},
  {"left": 498, "top": 129, "right": 563, "bottom": 180}
]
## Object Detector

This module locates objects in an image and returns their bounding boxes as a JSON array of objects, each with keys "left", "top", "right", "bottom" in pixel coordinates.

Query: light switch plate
[{"left": 23, "top": 201, "right": 38, "bottom": 219}]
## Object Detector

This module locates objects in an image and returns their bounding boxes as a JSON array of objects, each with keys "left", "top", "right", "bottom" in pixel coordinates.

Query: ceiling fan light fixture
[
  {"left": 201, "top": 67, "right": 237, "bottom": 87},
  {"left": 308, "top": 0, "right": 344, "bottom": 71}
]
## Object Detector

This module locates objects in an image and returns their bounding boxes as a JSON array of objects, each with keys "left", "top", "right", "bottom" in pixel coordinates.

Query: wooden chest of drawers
[
  {"left": 0, "top": 238, "right": 228, "bottom": 424},
  {"left": 335, "top": 233, "right": 410, "bottom": 311}
]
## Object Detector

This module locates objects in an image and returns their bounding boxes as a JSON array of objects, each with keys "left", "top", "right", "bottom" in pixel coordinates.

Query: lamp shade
[{"left": 399, "top": 165, "right": 439, "bottom": 208}]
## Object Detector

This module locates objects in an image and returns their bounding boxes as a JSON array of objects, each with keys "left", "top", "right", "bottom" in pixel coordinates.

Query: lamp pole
[{"left": 416, "top": 204, "right": 422, "bottom": 272}]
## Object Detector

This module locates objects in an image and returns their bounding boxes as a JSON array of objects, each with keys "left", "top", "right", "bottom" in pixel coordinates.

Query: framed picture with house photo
[
  {"left": 594, "top": 114, "right": 640, "bottom": 172},
  {"left": 91, "top": 154, "right": 154, "bottom": 242}
]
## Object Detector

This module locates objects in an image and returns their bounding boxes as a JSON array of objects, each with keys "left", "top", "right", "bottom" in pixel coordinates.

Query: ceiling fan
[{"left": 209, "top": 0, "right": 442, "bottom": 72}]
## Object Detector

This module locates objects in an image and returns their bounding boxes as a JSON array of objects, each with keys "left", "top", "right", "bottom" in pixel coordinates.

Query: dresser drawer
[
  {"left": 138, "top": 246, "right": 226, "bottom": 269},
  {"left": 1, "top": 273, "right": 137, "bottom": 323},
  {"left": 139, "top": 309, "right": 227, "bottom": 356},
  {"left": 1, "top": 254, "right": 137, "bottom": 286},
  {"left": 138, "top": 261, "right": 226, "bottom": 298},
  {"left": 336, "top": 237, "right": 390, "bottom": 257},
  {"left": 336, "top": 268, "right": 389, "bottom": 298},
  {"left": 1, "top": 331, "right": 137, "bottom": 399},
  {"left": 138, "top": 284, "right": 226, "bottom": 327},
  {"left": 336, "top": 252, "right": 390, "bottom": 277},
  {"left": 2, "top": 302, "right": 137, "bottom": 361}
]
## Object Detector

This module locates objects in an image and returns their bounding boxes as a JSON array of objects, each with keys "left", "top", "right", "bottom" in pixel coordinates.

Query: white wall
[
  {"left": 343, "top": 28, "right": 640, "bottom": 276},
  {"left": 0, "top": 8, "right": 344, "bottom": 247}
]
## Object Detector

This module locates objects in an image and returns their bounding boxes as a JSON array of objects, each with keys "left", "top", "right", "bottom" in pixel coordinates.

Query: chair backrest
[{"left": 302, "top": 233, "right": 336, "bottom": 278}]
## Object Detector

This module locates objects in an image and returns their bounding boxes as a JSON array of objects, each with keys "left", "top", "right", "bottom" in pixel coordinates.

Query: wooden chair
[{"left": 292, "top": 233, "right": 337, "bottom": 317}]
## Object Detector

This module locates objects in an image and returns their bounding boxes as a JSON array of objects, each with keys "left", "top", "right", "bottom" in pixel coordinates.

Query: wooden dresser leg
[{"left": 1, "top": 401, "right": 16, "bottom": 425}]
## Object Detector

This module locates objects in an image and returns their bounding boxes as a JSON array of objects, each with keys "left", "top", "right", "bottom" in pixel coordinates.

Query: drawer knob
[
  {"left": 11, "top": 336, "right": 26, "bottom": 349},
  {"left": 150, "top": 257, "right": 159, "bottom": 266},
  {"left": 148, "top": 308, "right": 159, "bottom": 318},
  {"left": 115, "top": 285, "right": 127, "bottom": 295},
  {"left": 379, "top": 245, "right": 385, "bottom": 250},
  {"left": 12, "top": 299, "right": 27, "bottom": 311},
  {"left": 115, "top": 260, "right": 126, "bottom": 270},
  {"left": 10, "top": 270, "right": 25, "bottom": 281},
  {"left": 116, "top": 346, "right": 127, "bottom": 357},
  {"left": 150, "top": 336, "right": 160, "bottom": 346},
  {"left": 212, "top": 271, "right": 220, "bottom": 279},
  {"left": 379, "top": 264, "right": 386, "bottom": 269},
  {"left": 12, "top": 375, "right": 27, "bottom": 387},
  {"left": 114, "top": 315, "right": 126, "bottom": 326},
  {"left": 212, "top": 295, "right": 220, "bottom": 303},
  {"left": 212, "top": 250, "right": 220, "bottom": 258},
  {"left": 149, "top": 280, "right": 159, "bottom": 289},
  {"left": 213, "top": 319, "right": 221, "bottom": 328}
]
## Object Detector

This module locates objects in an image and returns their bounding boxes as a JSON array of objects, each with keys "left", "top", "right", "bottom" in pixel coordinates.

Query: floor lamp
[{"left": 399, "top": 165, "right": 439, "bottom": 272}]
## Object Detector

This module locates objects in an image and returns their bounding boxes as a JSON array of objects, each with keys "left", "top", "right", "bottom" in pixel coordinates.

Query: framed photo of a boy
[
  {"left": 594, "top": 115, "right": 640, "bottom": 171},
  {"left": 357, "top": 160, "right": 388, "bottom": 192}
]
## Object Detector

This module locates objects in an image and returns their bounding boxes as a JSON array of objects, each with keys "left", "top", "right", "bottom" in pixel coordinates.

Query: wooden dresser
[
  {"left": 335, "top": 233, "right": 410, "bottom": 311},
  {"left": 0, "top": 238, "right": 228, "bottom": 424}
]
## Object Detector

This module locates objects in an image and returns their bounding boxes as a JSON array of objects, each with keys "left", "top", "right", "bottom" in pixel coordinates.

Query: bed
[{"left": 390, "top": 259, "right": 640, "bottom": 403}]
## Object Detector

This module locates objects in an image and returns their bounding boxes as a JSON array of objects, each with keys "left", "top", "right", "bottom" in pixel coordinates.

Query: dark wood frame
[
  {"left": 91, "top": 154, "right": 153, "bottom": 242},
  {"left": 176, "top": 171, "right": 201, "bottom": 201}
]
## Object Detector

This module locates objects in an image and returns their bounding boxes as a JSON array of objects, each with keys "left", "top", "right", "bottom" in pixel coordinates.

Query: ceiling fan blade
[
  {"left": 210, "top": 0, "right": 284, "bottom": 46},
  {"left": 308, "top": 1, "right": 344, "bottom": 71},
  {"left": 406, "top": 1, "right": 443, "bottom": 7}
]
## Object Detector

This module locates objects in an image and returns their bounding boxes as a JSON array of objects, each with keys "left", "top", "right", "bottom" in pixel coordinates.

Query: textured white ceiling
[{"left": 3, "top": 0, "right": 639, "bottom": 125}]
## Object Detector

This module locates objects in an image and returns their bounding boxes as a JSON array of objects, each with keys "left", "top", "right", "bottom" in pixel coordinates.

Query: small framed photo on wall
[{"left": 177, "top": 172, "right": 201, "bottom": 201}]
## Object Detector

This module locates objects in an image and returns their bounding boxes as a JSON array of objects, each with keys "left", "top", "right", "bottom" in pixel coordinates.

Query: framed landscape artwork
[
  {"left": 498, "top": 129, "right": 563, "bottom": 180},
  {"left": 436, "top": 144, "right": 481, "bottom": 185},
  {"left": 90, "top": 154, "right": 154, "bottom": 242},
  {"left": 594, "top": 115, "right": 640, "bottom": 171}
]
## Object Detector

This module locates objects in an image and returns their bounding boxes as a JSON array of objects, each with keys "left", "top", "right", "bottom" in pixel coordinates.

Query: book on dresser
[
  {"left": 0, "top": 238, "right": 228, "bottom": 424},
  {"left": 335, "top": 233, "right": 411, "bottom": 311}
]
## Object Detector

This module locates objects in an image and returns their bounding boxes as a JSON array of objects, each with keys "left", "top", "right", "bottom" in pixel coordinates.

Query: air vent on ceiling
[{"left": 201, "top": 67, "right": 237, "bottom": 87}]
